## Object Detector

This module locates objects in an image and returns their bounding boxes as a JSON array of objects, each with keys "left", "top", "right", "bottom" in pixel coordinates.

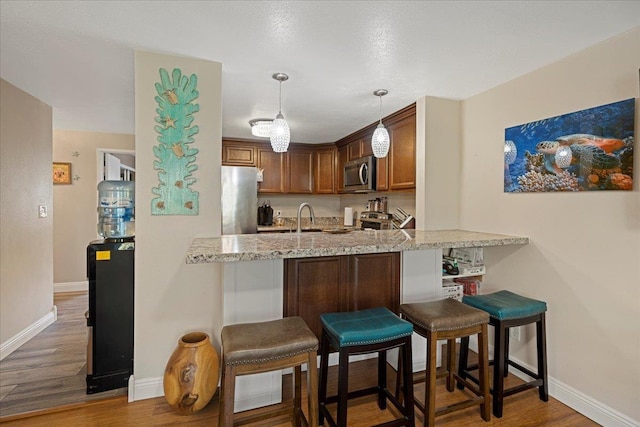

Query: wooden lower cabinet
[{"left": 284, "top": 252, "right": 400, "bottom": 339}]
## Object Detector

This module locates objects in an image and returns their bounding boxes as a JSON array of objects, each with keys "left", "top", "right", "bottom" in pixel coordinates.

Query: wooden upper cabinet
[
  {"left": 336, "top": 145, "right": 348, "bottom": 193},
  {"left": 256, "top": 148, "right": 286, "bottom": 193},
  {"left": 347, "top": 139, "right": 363, "bottom": 161},
  {"left": 335, "top": 103, "right": 415, "bottom": 193},
  {"left": 222, "top": 140, "right": 256, "bottom": 166},
  {"left": 314, "top": 148, "right": 336, "bottom": 194},
  {"left": 388, "top": 114, "right": 416, "bottom": 190},
  {"left": 360, "top": 137, "right": 373, "bottom": 158},
  {"left": 376, "top": 156, "right": 389, "bottom": 192},
  {"left": 287, "top": 149, "right": 314, "bottom": 194}
]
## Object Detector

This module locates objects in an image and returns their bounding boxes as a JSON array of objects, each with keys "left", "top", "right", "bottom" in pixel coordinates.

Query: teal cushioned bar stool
[
  {"left": 318, "top": 307, "right": 415, "bottom": 427},
  {"left": 458, "top": 290, "right": 548, "bottom": 418}
]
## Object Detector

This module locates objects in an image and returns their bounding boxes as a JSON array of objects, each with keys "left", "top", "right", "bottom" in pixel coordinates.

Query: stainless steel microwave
[{"left": 344, "top": 156, "right": 376, "bottom": 192}]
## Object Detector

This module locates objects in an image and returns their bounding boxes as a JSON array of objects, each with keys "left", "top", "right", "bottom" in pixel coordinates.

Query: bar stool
[
  {"left": 219, "top": 316, "right": 319, "bottom": 427},
  {"left": 397, "top": 298, "right": 491, "bottom": 427},
  {"left": 458, "top": 290, "right": 548, "bottom": 418},
  {"left": 318, "top": 307, "right": 415, "bottom": 427}
]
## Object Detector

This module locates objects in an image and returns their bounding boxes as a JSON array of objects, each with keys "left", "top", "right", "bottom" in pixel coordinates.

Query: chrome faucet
[{"left": 297, "top": 202, "right": 316, "bottom": 233}]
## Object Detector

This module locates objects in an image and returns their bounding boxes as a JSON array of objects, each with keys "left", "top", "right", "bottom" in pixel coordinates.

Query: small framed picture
[{"left": 53, "top": 162, "right": 72, "bottom": 185}]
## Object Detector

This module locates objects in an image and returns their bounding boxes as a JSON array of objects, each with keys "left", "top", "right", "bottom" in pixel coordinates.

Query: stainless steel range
[{"left": 360, "top": 211, "right": 393, "bottom": 230}]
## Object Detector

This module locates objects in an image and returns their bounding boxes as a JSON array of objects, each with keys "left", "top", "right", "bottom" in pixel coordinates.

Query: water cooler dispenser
[{"left": 86, "top": 181, "right": 135, "bottom": 394}]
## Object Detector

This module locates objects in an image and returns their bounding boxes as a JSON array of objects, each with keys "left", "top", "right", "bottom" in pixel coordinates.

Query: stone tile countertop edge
[{"left": 186, "top": 229, "right": 529, "bottom": 264}]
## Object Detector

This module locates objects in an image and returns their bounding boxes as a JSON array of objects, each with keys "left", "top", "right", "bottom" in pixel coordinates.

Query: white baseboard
[
  {"left": 0, "top": 306, "right": 57, "bottom": 361},
  {"left": 129, "top": 375, "right": 164, "bottom": 402},
  {"left": 54, "top": 281, "right": 88, "bottom": 293},
  {"left": 467, "top": 339, "right": 639, "bottom": 427}
]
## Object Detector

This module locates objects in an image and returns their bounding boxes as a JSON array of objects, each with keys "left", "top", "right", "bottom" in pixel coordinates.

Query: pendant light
[
  {"left": 249, "top": 119, "right": 273, "bottom": 138},
  {"left": 270, "top": 73, "right": 290, "bottom": 153},
  {"left": 371, "top": 89, "right": 390, "bottom": 158}
]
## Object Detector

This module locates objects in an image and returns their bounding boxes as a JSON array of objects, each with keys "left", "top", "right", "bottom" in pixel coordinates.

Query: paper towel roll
[{"left": 344, "top": 207, "right": 353, "bottom": 226}]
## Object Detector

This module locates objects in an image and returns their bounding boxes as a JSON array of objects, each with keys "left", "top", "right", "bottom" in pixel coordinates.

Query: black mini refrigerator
[{"left": 86, "top": 239, "right": 134, "bottom": 394}]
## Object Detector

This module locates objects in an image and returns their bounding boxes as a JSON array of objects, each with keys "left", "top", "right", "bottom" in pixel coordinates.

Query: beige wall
[
  {"left": 460, "top": 28, "right": 639, "bottom": 420},
  {"left": 0, "top": 79, "right": 54, "bottom": 343},
  {"left": 134, "top": 51, "right": 222, "bottom": 381},
  {"left": 52, "top": 130, "right": 134, "bottom": 284},
  {"left": 416, "top": 96, "right": 462, "bottom": 230}
]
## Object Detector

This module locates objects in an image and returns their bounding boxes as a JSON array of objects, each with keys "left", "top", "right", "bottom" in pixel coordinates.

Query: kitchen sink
[{"left": 259, "top": 228, "right": 323, "bottom": 234}]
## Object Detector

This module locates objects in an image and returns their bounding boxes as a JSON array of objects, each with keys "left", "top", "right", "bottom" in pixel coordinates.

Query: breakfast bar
[{"left": 186, "top": 229, "right": 528, "bottom": 411}]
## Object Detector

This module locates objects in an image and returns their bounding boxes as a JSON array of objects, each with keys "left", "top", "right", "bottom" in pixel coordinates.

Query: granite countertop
[{"left": 186, "top": 229, "right": 529, "bottom": 263}]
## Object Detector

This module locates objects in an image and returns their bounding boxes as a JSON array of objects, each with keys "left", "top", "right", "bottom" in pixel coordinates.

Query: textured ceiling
[{"left": 1, "top": 1, "right": 639, "bottom": 143}]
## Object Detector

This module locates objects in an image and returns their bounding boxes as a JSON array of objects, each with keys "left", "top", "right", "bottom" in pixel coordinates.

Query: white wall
[
  {"left": 0, "top": 79, "right": 54, "bottom": 352},
  {"left": 52, "top": 130, "right": 134, "bottom": 284},
  {"left": 460, "top": 28, "right": 639, "bottom": 422},
  {"left": 133, "top": 52, "right": 222, "bottom": 389}
]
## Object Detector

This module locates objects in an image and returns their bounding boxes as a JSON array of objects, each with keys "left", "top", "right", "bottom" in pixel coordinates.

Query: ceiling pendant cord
[
  {"left": 270, "top": 73, "right": 290, "bottom": 153},
  {"left": 371, "top": 89, "right": 390, "bottom": 158}
]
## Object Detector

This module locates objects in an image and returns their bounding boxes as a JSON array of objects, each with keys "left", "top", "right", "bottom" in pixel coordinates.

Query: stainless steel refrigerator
[{"left": 222, "top": 166, "right": 258, "bottom": 234}]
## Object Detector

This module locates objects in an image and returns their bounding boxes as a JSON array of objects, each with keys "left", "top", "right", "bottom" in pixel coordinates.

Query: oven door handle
[{"left": 359, "top": 163, "right": 368, "bottom": 185}]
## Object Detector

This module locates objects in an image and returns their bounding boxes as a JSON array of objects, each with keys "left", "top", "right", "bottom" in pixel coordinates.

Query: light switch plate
[{"left": 38, "top": 205, "right": 48, "bottom": 218}]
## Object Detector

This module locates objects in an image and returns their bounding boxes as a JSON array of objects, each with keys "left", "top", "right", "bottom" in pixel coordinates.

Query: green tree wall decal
[{"left": 151, "top": 68, "right": 200, "bottom": 215}]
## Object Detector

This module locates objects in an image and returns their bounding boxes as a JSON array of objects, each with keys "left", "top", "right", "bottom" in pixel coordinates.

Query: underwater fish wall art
[{"left": 504, "top": 98, "right": 635, "bottom": 193}]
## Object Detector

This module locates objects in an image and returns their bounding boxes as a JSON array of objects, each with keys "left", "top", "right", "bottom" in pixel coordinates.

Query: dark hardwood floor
[{"left": 0, "top": 292, "right": 126, "bottom": 417}]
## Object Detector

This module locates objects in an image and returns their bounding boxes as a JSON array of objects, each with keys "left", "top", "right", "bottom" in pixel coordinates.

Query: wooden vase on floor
[{"left": 163, "top": 332, "right": 220, "bottom": 414}]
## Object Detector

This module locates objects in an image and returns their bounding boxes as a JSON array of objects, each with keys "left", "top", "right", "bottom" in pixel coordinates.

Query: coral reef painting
[
  {"left": 504, "top": 98, "right": 635, "bottom": 192},
  {"left": 152, "top": 68, "right": 200, "bottom": 214}
]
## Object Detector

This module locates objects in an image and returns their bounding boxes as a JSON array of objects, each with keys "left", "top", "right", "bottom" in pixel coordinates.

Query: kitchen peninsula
[{"left": 186, "top": 229, "right": 528, "bottom": 412}]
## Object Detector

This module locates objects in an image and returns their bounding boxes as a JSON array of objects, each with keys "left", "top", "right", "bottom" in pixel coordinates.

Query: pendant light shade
[
  {"left": 270, "top": 73, "right": 290, "bottom": 153},
  {"left": 371, "top": 89, "right": 390, "bottom": 158},
  {"left": 270, "top": 113, "right": 290, "bottom": 152},
  {"left": 372, "top": 123, "right": 390, "bottom": 158}
]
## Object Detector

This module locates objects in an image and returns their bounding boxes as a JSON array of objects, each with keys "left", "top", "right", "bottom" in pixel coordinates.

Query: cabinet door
[
  {"left": 314, "top": 149, "right": 336, "bottom": 194},
  {"left": 388, "top": 115, "right": 416, "bottom": 190},
  {"left": 257, "top": 148, "right": 286, "bottom": 193},
  {"left": 348, "top": 139, "right": 363, "bottom": 161},
  {"left": 287, "top": 149, "right": 314, "bottom": 194},
  {"left": 336, "top": 145, "right": 348, "bottom": 193},
  {"left": 347, "top": 252, "right": 400, "bottom": 313},
  {"left": 376, "top": 156, "right": 389, "bottom": 192},
  {"left": 360, "top": 136, "right": 373, "bottom": 158},
  {"left": 284, "top": 257, "right": 348, "bottom": 339},
  {"left": 222, "top": 144, "right": 256, "bottom": 166}
]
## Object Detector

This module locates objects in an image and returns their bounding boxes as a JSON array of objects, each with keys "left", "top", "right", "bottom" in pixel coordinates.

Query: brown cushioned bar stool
[
  {"left": 318, "top": 307, "right": 415, "bottom": 427},
  {"left": 219, "top": 316, "right": 319, "bottom": 427},
  {"left": 398, "top": 298, "right": 491, "bottom": 427},
  {"left": 458, "top": 290, "right": 548, "bottom": 418}
]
